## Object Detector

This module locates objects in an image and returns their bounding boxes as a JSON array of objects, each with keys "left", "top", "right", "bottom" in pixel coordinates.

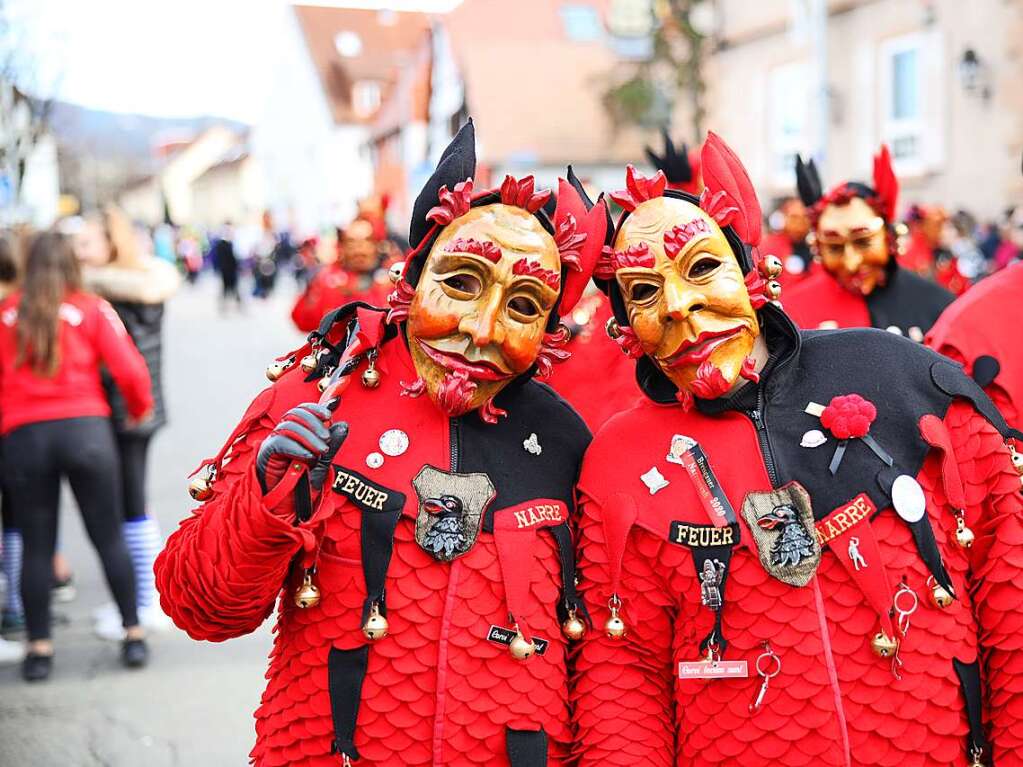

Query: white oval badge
[
  {"left": 379, "top": 429, "right": 409, "bottom": 457},
  {"left": 892, "top": 474, "right": 926, "bottom": 523},
  {"left": 365, "top": 452, "right": 384, "bottom": 469}
]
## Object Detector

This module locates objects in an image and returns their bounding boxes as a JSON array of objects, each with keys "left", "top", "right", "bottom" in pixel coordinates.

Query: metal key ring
[
  {"left": 894, "top": 583, "right": 919, "bottom": 615},
  {"left": 755, "top": 649, "right": 781, "bottom": 679}
]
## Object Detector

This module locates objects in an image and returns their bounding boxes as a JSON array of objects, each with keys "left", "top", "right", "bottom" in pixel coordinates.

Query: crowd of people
[{"left": 1, "top": 121, "right": 1022, "bottom": 767}]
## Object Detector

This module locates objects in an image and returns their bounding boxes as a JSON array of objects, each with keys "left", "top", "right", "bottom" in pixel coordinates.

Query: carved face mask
[
  {"left": 406, "top": 204, "right": 561, "bottom": 419},
  {"left": 816, "top": 196, "right": 890, "bottom": 295},
  {"left": 614, "top": 196, "right": 759, "bottom": 400}
]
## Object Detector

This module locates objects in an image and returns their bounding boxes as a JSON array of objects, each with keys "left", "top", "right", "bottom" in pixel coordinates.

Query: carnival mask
[
  {"left": 406, "top": 204, "right": 561, "bottom": 418},
  {"left": 614, "top": 196, "right": 759, "bottom": 399},
  {"left": 816, "top": 196, "right": 890, "bottom": 296}
]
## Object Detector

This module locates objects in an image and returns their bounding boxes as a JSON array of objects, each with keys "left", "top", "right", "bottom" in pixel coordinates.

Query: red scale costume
[
  {"left": 571, "top": 136, "right": 1023, "bottom": 766},
  {"left": 156, "top": 121, "right": 608, "bottom": 766}
]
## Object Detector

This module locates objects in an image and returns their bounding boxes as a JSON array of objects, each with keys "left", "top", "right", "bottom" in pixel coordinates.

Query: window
[
  {"left": 560, "top": 4, "right": 603, "bottom": 41},
  {"left": 879, "top": 33, "right": 926, "bottom": 170},
  {"left": 335, "top": 31, "right": 363, "bottom": 58},
  {"left": 352, "top": 81, "right": 381, "bottom": 118},
  {"left": 767, "top": 60, "right": 811, "bottom": 187}
]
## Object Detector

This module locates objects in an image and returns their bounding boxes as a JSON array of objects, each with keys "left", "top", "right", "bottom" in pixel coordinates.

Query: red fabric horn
[
  {"left": 700, "top": 131, "right": 762, "bottom": 246},
  {"left": 872, "top": 144, "right": 899, "bottom": 222},
  {"left": 555, "top": 177, "right": 608, "bottom": 314}
]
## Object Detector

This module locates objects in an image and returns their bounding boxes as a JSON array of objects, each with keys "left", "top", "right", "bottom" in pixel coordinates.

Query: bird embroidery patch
[
  {"left": 412, "top": 465, "right": 496, "bottom": 562},
  {"left": 741, "top": 482, "right": 820, "bottom": 587}
]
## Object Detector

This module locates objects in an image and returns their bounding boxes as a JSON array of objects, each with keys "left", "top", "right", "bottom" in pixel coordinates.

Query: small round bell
[
  {"left": 955, "top": 524, "right": 975, "bottom": 548},
  {"left": 766, "top": 280, "right": 783, "bottom": 301},
  {"left": 605, "top": 611, "right": 626, "bottom": 640},
  {"left": 388, "top": 261, "right": 405, "bottom": 284},
  {"left": 361, "top": 363, "right": 381, "bottom": 389},
  {"left": 294, "top": 572, "right": 320, "bottom": 609},
  {"left": 362, "top": 604, "right": 389, "bottom": 640},
  {"left": 562, "top": 610, "right": 586, "bottom": 641},
  {"left": 188, "top": 475, "right": 213, "bottom": 501},
  {"left": 509, "top": 629, "right": 536, "bottom": 660},
  {"left": 930, "top": 582, "right": 955, "bottom": 609},
  {"left": 317, "top": 376, "right": 331, "bottom": 394},
  {"left": 970, "top": 746, "right": 986, "bottom": 767},
  {"left": 605, "top": 317, "right": 622, "bottom": 340},
  {"left": 761, "top": 254, "right": 784, "bottom": 279},
  {"left": 1010, "top": 447, "right": 1023, "bottom": 475},
  {"left": 300, "top": 353, "right": 319, "bottom": 373},
  {"left": 266, "top": 360, "right": 288, "bottom": 381},
  {"left": 870, "top": 631, "right": 898, "bottom": 658}
]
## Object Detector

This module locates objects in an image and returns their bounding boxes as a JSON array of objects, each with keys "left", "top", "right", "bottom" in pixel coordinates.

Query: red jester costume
[
  {"left": 571, "top": 133, "right": 1023, "bottom": 766},
  {"left": 783, "top": 149, "right": 953, "bottom": 338},
  {"left": 156, "top": 121, "right": 609, "bottom": 766}
]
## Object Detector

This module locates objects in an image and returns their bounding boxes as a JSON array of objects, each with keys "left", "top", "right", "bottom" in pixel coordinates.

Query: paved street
[{"left": 0, "top": 276, "right": 307, "bottom": 766}]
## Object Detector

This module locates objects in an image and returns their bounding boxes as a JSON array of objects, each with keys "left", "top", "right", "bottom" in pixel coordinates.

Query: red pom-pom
[{"left": 820, "top": 393, "right": 877, "bottom": 439}]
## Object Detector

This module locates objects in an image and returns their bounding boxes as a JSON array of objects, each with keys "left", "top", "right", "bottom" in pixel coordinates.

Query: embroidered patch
[
  {"left": 813, "top": 493, "right": 875, "bottom": 546},
  {"left": 668, "top": 521, "right": 739, "bottom": 549},
  {"left": 498, "top": 499, "right": 567, "bottom": 530},
  {"left": 331, "top": 465, "right": 405, "bottom": 513},
  {"left": 741, "top": 482, "right": 820, "bottom": 587},
  {"left": 411, "top": 465, "right": 496, "bottom": 562},
  {"left": 487, "top": 625, "right": 549, "bottom": 655}
]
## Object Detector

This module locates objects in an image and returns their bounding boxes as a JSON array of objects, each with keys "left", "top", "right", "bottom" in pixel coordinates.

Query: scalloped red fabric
[{"left": 571, "top": 399, "right": 1023, "bottom": 766}]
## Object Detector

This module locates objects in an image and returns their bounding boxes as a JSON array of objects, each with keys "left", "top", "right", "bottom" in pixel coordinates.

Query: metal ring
[
  {"left": 894, "top": 583, "right": 919, "bottom": 615},
  {"left": 755, "top": 650, "right": 781, "bottom": 679},
  {"left": 608, "top": 593, "right": 622, "bottom": 610}
]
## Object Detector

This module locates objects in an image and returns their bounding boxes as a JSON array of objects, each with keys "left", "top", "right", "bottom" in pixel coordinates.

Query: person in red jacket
[
  {"left": 290, "top": 218, "right": 393, "bottom": 332},
  {"left": 0, "top": 231, "right": 153, "bottom": 681},
  {"left": 903, "top": 204, "right": 969, "bottom": 296},
  {"left": 927, "top": 261, "right": 1023, "bottom": 433},
  {"left": 155, "top": 120, "right": 607, "bottom": 766},
  {"left": 571, "top": 134, "right": 1023, "bottom": 766},
  {"left": 760, "top": 197, "right": 814, "bottom": 287},
  {"left": 783, "top": 149, "right": 952, "bottom": 338}
]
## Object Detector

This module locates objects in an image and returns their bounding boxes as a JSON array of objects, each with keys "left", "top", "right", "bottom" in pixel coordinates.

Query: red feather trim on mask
[
  {"left": 499, "top": 175, "right": 551, "bottom": 213},
  {"left": 426, "top": 179, "right": 474, "bottom": 226},
  {"left": 535, "top": 325, "right": 571, "bottom": 380},
  {"left": 609, "top": 166, "right": 667, "bottom": 212},
  {"left": 872, "top": 144, "right": 899, "bottom": 222},
  {"left": 700, "top": 132, "right": 762, "bottom": 245}
]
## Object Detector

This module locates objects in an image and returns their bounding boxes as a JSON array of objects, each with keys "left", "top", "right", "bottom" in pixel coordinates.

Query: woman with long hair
[
  {"left": 74, "top": 206, "right": 179, "bottom": 638},
  {"left": 0, "top": 231, "right": 153, "bottom": 681}
]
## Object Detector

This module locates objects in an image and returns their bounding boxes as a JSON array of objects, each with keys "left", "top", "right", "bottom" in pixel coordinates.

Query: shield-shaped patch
[
  {"left": 412, "top": 465, "right": 496, "bottom": 562},
  {"left": 741, "top": 481, "right": 820, "bottom": 587}
]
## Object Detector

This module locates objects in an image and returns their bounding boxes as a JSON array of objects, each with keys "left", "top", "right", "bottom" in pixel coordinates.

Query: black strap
[
  {"left": 328, "top": 646, "right": 369, "bottom": 760},
  {"left": 359, "top": 504, "right": 403, "bottom": 624},
  {"left": 953, "top": 658, "right": 990, "bottom": 758},
  {"left": 294, "top": 473, "right": 313, "bottom": 524},
  {"left": 668, "top": 522, "right": 740, "bottom": 655},
  {"left": 506, "top": 727, "right": 548, "bottom": 767},
  {"left": 549, "top": 523, "right": 589, "bottom": 624}
]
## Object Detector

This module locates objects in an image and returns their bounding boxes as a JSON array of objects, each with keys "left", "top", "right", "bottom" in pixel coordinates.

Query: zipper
[
  {"left": 448, "top": 417, "right": 460, "bottom": 472},
  {"left": 746, "top": 387, "right": 780, "bottom": 487}
]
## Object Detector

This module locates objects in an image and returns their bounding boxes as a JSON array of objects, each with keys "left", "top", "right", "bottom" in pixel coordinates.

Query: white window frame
[
  {"left": 878, "top": 32, "right": 927, "bottom": 176},
  {"left": 766, "top": 59, "right": 811, "bottom": 189}
]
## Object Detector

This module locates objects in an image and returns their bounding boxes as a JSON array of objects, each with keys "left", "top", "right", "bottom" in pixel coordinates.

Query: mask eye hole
[
  {"left": 628, "top": 282, "right": 659, "bottom": 303},
  {"left": 441, "top": 273, "right": 482, "bottom": 298},
  {"left": 688, "top": 257, "right": 720, "bottom": 279},
  {"left": 507, "top": 296, "right": 540, "bottom": 320}
]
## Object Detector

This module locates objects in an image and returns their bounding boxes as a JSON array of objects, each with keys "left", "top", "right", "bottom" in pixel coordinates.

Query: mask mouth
[
  {"left": 417, "top": 340, "right": 514, "bottom": 382},
  {"left": 661, "top": 327, "right": 744, "bottom": 369}
]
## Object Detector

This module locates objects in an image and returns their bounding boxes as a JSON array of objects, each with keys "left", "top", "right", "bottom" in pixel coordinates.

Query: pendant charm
[
  {"left": 741, "top": 482, "right": 821, "bottom": 586},
  {"left": 928, "top": 575, "right": 955, "bottom": 608},
  {"left": 362, "top": 602, "right": 389, "bottom": 640},
  {"left": 871, "top": 630, "right": 898, "bottom": 658},
  {"left": 523, "top": 433, "right": 542, "bottom": 455},
  {"left": 605, "top": 594, "right": 626, "bottom": 639},
  {"left": 365, "top": 452, "right": 384, "bottom": 469},
  {"left": 379, "top": 429, "right": 409, "bottom": 457},
  {"left": 300, "top": 351, "right": 319, "bottom": 373},
  {"left": 361, "top": 350, "right": 381, "bottom": 388},
  {"left": 266, "top": 357, "right": 292, "bottom": 382},
  {"left": 640, "top": 467, "right": 669, "bottom": 495},
  {"left": 698, "top": 558, "right": 726, "bottom": 609},
  {"left": 847, "top": 537, "right": 867, "bottom": 570},
  {"left": 800, "top": 429, "right": 826, "bottom": 448},
  {"left": 508, "top": 625, "right": 536, "bottom": 660},
  {"left": 294, "top": 570, "right": 321, "bottom": 609},
  {"left": 562, "top": 609, "right": 586, "bottom": 640},
  {"left": 954, "top": 510, "right": 975, "bottom": 548},
  {"left": 749, "top": 642, "right": 782, "bottom": 714},
  {"left": 892, "top": 474, "right": 926, "bottom": 523}
]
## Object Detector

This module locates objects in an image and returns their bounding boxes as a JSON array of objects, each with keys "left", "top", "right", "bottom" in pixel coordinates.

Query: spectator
[
  {"left": 0, "top": 232, "right": 153, "bottom": 681},
  {"left": 210, "top": 223, "right": 241, "bottom": 312}
]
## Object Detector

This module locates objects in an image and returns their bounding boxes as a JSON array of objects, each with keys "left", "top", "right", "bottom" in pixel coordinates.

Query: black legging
[
  {"left": 117, "top": 433, "right": 151, "bottom": 522},
  {"left": 3, "top": 417, "right": 137, "bottom": 641}
]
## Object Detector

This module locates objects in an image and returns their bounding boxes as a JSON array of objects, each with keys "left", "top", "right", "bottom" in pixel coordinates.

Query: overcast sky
[{"left": 5, "top": 0, "right": 459, "bottom": 122}]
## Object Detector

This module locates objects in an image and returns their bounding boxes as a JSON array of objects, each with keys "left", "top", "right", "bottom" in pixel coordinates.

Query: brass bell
[
  {"left": 930, "top": 582, "right": 955, "bottom": 609},
  {"left": 509, "top": 627, "right": 536, "bottom": 660},
  {"left": 766, "top": 280, "right": 783, "bottom": 301},
  {"left": 300, "top": 352, "right": 319, "bottom": 373},
  {"left": 362, "top": 603, "right": 389, "bottom": 640},
  {"left": 294, "top": 571, "right": 321, "bottom": 609},
  {"left": 1009, "top": 446, "right": 1023, "bottom": 475},
  {"left": 266, "top": 359, "right": 290, "bottom": 381},
  {"left": 388, "top": 261, "right": 405, "bottom": 284},
  {"left": 361, "top": 361, "right": 381, "bottom": 389},
  {"left": 870, "top": 631, "right": 898, "bottom": 658},
  {"left": 761, "top": 254, "right": 784, "bottom": 279},
  {"left": 955, "top": 514, "right": 975, "bottom": 548},
  {"left": 562, "top": 610, "right": 586, "bottom": 641},
  {"left": 188, "top": 474, "right": 213, "bottom": 501},
  {"left": 970, "top": 746, "right": 986, "bottom": 767},
  {"left": 605, "top": 317, "right": 622, "bottom": 340},
  {"left": 317, "top": 376, "right": 331, "bottom": 394}
]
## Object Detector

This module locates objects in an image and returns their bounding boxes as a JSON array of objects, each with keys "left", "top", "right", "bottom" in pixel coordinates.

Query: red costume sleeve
[
  {"left": 572, "top": 491, "right": 676, "bottom": 766},
  {"left": 155, "top": 418, "right": 313, "bottom": 643},
  {"left": 92, "top": 298, "right": 153, "bottom": 419},
  {"left": 940, "top": 401, "right": 1023, "bottom": 763}
]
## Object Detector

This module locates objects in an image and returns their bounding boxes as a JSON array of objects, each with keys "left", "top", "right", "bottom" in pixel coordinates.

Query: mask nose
[
  {"left": 842, "top": 243, "right": 863, "bottom": 274},
  {"left": 459, "top": 287, "right": 505, "bottom": 347},
  {"left": 663, "top": 274, "right": 706, "bottom": 322}
]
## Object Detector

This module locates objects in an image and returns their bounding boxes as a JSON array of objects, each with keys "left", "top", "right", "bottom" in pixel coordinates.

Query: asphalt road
[{"left": 0, "top": 275, "right": 307, "bottom": 767}]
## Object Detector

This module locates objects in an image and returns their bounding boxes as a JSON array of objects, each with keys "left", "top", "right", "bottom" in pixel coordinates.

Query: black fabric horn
[
  {"left": 408, "top": 119, "right": 477, "bottom": 251},
  {"left": 795, "top": 155, "right": 823, "bottom": 208}
]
